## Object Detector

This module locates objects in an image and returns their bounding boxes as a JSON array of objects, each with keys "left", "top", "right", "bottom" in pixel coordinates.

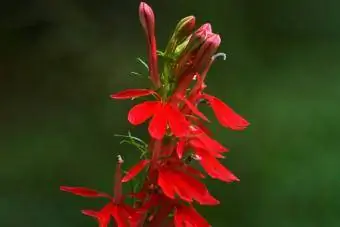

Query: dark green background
[{"left": 1, "top": 0, "right": 339, "bottom": 226}]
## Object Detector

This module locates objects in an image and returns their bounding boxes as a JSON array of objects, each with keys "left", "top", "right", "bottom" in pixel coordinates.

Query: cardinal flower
[
  {"left": 60, "top": 156, "right": 142, "bottom": 227},
  {"left": 63, "top": 2, "right": 250, "bottom": 227},
  {"left": 181, "top": 73, "right": 250, "bottom": 131},
  {"left": 176, "top": 126, "right": 239, "bottom": 183},
  {"left": 111, "top": 89, "right": 206, "bottom": 139},
  {"left": 122, "top": 157, "right": 218, "bottom": 206}
]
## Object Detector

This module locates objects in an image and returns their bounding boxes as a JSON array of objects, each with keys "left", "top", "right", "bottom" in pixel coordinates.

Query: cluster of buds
[{"left": 61, "top": 2, "right": 249, "bottom": 227}]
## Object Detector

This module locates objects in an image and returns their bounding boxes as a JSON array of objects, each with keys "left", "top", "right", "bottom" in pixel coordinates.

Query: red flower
[
  {"left": 122, "top": 157, "right": 215, "bottom": 206},
  {"left": 60, "top": 186, "right": 139, "bottom": 227},
  {"left": 176, "top": 126, "right": 239, "bottom": 183},
  {"left": 176, "top": 125, "right": 228, "bottom": 160},
  {"left": 111, "top": 89, "right": 206, "bottom": 139},
  {"left": 60, "top": 158, "right": 142, "bottom": 227},
  {"left": 157, "top": 165, "right": 219, "bottom": 205},
  {"left": 181, "top": 74, "right": 250, "bottom": 131}
]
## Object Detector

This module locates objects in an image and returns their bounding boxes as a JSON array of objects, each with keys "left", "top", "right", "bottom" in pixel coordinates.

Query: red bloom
[
  {"left": 60, "top": 158, "right": 143, "bottom": 227},
  {"left": 122, "top": 157, "right": 214, "bottom": 206},
  {"left": 157, "top": 165, "right": 219, "bottom": 205},
  {"left": 181, "top": 74, "right": 250, "bottom": 131},
  {"left": 176, "top": 126, "right": 239, "bottom": 183},
  {"left": 63, "top": 2, "right": 250, "bottom": 227},
  {"left": 60, "top": 186, "right": 139, "bottom": 227},
  {"left": 111, "top": 89, "right": 206, "bottom": 139}
]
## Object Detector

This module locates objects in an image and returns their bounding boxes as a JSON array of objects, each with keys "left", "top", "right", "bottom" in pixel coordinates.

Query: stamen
[
  {"left": 117, "top": 155, "right": 124, "bottom": 164},
  {"left": 192, "top": 154, "right": 202, "bottom": 161},
  {"left": 212, "top": 52, "right": 227, "bottom": 61}
]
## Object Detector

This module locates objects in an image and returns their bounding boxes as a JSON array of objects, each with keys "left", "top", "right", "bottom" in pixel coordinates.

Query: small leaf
[
  {"left": 156, "top": 50, "right": 165, "bottom": 56},
  {"left": 130, "top": 72, "right": 144, "bottom": 77}
]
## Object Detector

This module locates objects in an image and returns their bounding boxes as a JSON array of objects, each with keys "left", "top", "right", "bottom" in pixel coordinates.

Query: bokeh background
[{"left": 1, "top": 0, "right": 339, "bottom": 226}]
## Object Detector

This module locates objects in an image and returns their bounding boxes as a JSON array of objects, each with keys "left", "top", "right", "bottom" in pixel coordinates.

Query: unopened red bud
[
  {"left": 196, "top": 23, "right": 212, "bottom": 34},
  {"left": 176, "top": 23, "right": 213, "bottom": 63},
  {"left": 193, "top": 33, "right": 221, "bottom": 73},
  {"left": 139, "top": 2, "right": 155, "bottom": 37},
  {"left": 138, "top": 2, "right": 161, "bottom": 88},
  {"left": 189, "top": 23, "right": 213, "bottom": 48}
]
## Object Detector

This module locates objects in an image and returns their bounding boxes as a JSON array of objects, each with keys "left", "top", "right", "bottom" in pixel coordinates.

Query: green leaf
[
  {"left": 114, "top": 131, "right": 148, "bottom": 158},
  {"left": 129, "top": 71, "right": 144, "bottom": 77}
]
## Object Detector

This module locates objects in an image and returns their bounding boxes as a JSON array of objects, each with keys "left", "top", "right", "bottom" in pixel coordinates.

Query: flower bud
[
  {"left": 192, "top": 33, "right": 221, "bottom": 73},
  {"left": 184, "top": 23, "right": 213, "bottom": 55},
  {"left": 139, "top": 2, "right": 161, "bottom": 88},
  {"left": 174, "top": 23, "right": 213, "bottom": 77},
  {"left": 139, "top": 2, "right": 155, "bottom": 37},
  {"left": 174, "top": 16, "right": 196, "bottom": 41},
  {"left": 164, "top": 16, "right": 195, "bottom": 57}
]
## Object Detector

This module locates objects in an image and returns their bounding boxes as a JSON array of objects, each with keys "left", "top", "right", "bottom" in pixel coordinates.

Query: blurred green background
[{"left": 1, "top": 0, "right": 339, "bottom": 226}]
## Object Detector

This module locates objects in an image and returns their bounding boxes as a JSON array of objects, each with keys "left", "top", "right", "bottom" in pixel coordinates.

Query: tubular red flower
[
  {"left": 60, "top": 160, "right": 143, "bottom": 227},
  {"left": 64, "top": 2, "right": 249, "bottom": 227},
  {"left": 158, "top": 167, "right": 219, "bottom": 205}
]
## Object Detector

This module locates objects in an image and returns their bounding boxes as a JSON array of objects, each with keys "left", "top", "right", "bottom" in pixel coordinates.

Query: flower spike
[{"left": 62, "top": 3, "right": 249, "bottom": 227}]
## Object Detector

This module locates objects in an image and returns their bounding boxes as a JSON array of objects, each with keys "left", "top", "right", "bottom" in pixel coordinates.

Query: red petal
[
  {"left": 205, "top": 94, "right": 250, "bottom": 130},
  {"left": 111, "top": 205, "right": 130, "bottom": 227},
  {"left": 190, "top": 127, "right": 228, "bottom": 154},
  {"left": 158, "top": 169, "right": 176, "bottom": 199},
  {"left": 122, "top": 160, "right": 150, "bottom": 183},
  {"left": 166, "top": 105, "right": 190, "bottom": 138},
  {"left": 184, "top": 165, "right": 205, "bottom": 179},
  {"left": 162, "top": 169, "right": 219, "bottom": 205},
  {"left": 111, "top": 89, "right": 155, "bottom": 99},
  {"left": 174, "top": 206, "right": 211, "bottom": 227},
  {"left": 175, "top": 173, "right": 219, "bottom": 205},
  {"left": 60, "top": 186, "right": 111, "bottom": 198},
  {"left": 196, "top": 150, "right": 239, "bottom": 183},
  {"left": 148, "top": 105, "right": 167, "bottom": 139},
  {"left": 128, "top": 101, "right": 160, "bottom": 125},
  {"left": 82, "top": 203, "right": 114, "bottom": 227}
]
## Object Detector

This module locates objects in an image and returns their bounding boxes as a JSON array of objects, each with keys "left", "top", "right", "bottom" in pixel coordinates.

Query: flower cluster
[{"left": 61, "top": 2, "right": 249, "bottom": 227}]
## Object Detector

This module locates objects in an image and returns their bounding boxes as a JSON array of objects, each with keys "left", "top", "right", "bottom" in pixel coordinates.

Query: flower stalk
[{"left": 60, "top": 2, "right": 249, "bottom": 227}]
